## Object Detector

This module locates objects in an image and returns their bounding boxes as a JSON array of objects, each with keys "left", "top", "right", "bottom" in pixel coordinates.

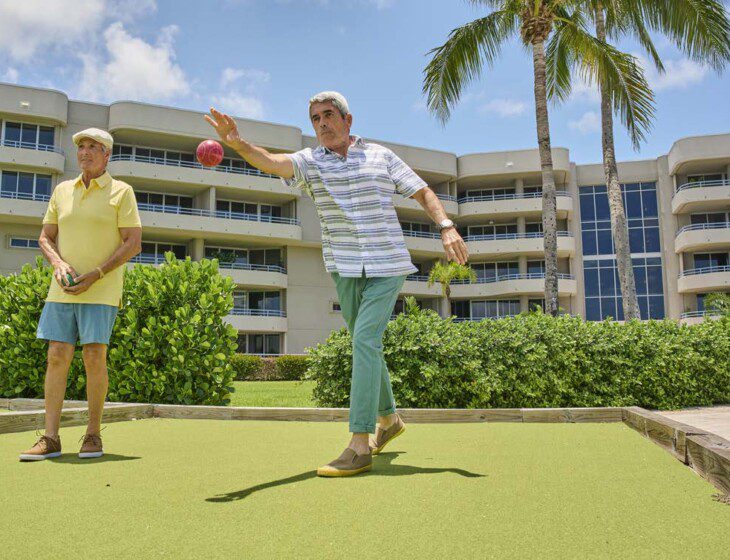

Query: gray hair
[{"left": 309, "top": 91, "right": 350, "bottom": 117}]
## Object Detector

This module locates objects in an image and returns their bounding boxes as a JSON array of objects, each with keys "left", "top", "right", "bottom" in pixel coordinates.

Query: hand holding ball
[{"left": 196, "top": 140, "right": 224, "bottom": 167}]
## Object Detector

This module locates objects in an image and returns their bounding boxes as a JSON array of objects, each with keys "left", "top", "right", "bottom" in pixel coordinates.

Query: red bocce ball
[{"left": 196, "top": 139, "right": 224, "bottom": 167}]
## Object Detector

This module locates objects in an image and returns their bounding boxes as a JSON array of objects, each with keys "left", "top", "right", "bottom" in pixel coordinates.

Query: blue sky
[{"left": 1, "top": 0, "right": 728, "bottom": 163}]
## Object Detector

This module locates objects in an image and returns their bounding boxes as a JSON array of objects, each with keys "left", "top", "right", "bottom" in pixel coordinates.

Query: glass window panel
[
  {"left": 649, "top": 296, "right": 665, "bottom": 319},
  {"left": 506, "top": 224, "right": 518, "bottom": 234},
  {"left": 1, "top": 170, "right": 18, "bottom": 193},
  {"left": 140, "top": 243, "right": 156, "bottom": 257},
  {"left": 166, "top": 151, "right": 181, "bottom": 162},
  {"left": 579, "top": 193, "right": 595, "bottom": 221},
  {"left": 641, "top": 190, "right": 658, "bottom": 217},
  {"left": 708, "top": 212, "right": 726, "bottom": 223},
  {"left": 249, "top": 250, "right": 265, "bottom": 265},
  {"left": 527, "top": 260, "right": 545, "bottom": 274},
  {"left": 625, "top": 191, "right": 642, "bottom": 218},
  {"left": 179, "top": 196, "right": 193, "bottom": 209},
  {"left": 265, "top": 292, "right": 280, "bottom": 311},
  {"left": 472, "top": 301, "right": 487, "bottom": 319},
  {"left": 237, "top": 335, "right": 247, "bottom": 353},
  {"left": 244, "top": 203, "right": 258, "bottom": 215},
  {"left": 644, "top": 228, "right": 660, "bottom": 253},
  {"left": 148, "top": 193, "right": 163, "bottom": 205},
  {"left": 136, "top": 148, "right": 151, "bottom": 158},
  {"left": 594, "top": 192, "right": 610, "bottom": 220},
  {"left": 582, "top": 231, "right": 597, "bottom": 256},
  {"left": 526, "top": 222, "right": 542, "bottom": 233},
  {"left": 584, "top": 269, "right": 600, "bottom": 297},
  {"left": 249, "top": 334, "right": 264, "bottom": 354},
  {"left": 647, "top": 265, "right": 663, "bottom": 294},
  {"left": 690, "top": 214, "right": 706, "bottom": 225},
  {"left": 21, "top": 123, "right": 37, "bottom": 144},
  {"left": 597, "top": 229, "right": 613, "bottom": 255},
  {"left": 35, "top": 175, "right": 51, "bottom": 196},
  {"left": 453, "top": 300, "right": 469, "bottom": 318},
  {"left": 10, "top": 238, "right": 26, "bottom": 248},
  {"left": 172, "top": 245, "right": 186, "bottom": 259},
  {"left": 600, "top": 267, "right": 616, "bottom": 296},
  {"left": 265, "top": 249, "right": 281, "bottom": 266},
  {"left": 602, "top": 297, "right": 617, "bottom": 320},
  {"left": 38, "top": 126, "right": 54, "bottom": 147},
  {"left": 4, "top": 122, "right": 21, "bottom": 142},
  {"left": 216, "top": 200, "right": 228, "bottom": 212},
  {"left": 248, "top": 292, "right": 264, "bottom": 310},
  {"left": 179, "top": 152, "right": 194, "bottom": 163},
  {"left": 18, "top": 172, "right": 34, "bottom": 194},
  {"left": 484, "top": 300, "right": 498, "bottom": 318},
  {"left": 585, "top": 298, "right": 601, "bottom": 321},
  {"left": 629, "top": 227, "right": 645, "bottom": 253},
  {"left": 231, "top": 202, "right": 245, "bottom": 214},
  {"left": 270, "top": 206, "right": 282, "bottom": 218},
  {"left": 233, "top": 292, "right": 246, "bottom": 308},
  {"left": 638, "top": 296, "right": 649, "bottom": 319},
  {"left": 150, "top": 149, "right": 164, "bottom": 160},
  {"left": 165, "top": 195, "right": 179, "bottom": 207},
  {"left": 634, "top": 266, "right": 647, "bottom": 294},
  {"left": 265, "top": 335, "right": 280, "bottom": 355}
]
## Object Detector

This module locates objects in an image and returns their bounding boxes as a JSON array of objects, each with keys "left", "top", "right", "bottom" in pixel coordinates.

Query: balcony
[
  {"left": 225, "top": 308, "right": 287, "bottom": 332},
  {"left": 672, "top": 180, "right": 730, "bottom": 214},
  {"left": 450, "top": 273, "right": 577, "bottom": 299},
  {"left": 107, "top": 154, "right": 297, "bottom": 199},
  {"left": 0, "top": 191, "right": 49, "bottom": 224},
  {"left": 402, "top": 274, "right": 442, "bottom": 297},
  {"left": 0, "top": 139, "right": 65, "bottom": 173},
  {"left": 217, "top": 261, "right": 288, "bottom": 289},
  {"left": 137, "top": 202, "right": 302, "bottom": 243},
  {"left": 457, "top": 191, "right": 573, "bottom": 220},
  {"left": 677, "top": 265, "right": 730, "bottom": 293},
  {"left": 403, "top": 229, "right": 444, "bottom": 257},
  {"left": 464, "top": 231, "right": 575, "bottom": 258},
  {"left": 679, "top": 310, "right": 724, "bottom": 325},
  {"left": 394, "top": 192, "right": 458, "bottom": 217},
  {"left": 674, "top": 222, "right": 730, "bottom": 253}
]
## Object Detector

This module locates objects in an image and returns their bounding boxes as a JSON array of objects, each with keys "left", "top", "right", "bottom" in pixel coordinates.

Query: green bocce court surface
[{"left": 1, "top": 419, "right": 727, "bottom": 559}]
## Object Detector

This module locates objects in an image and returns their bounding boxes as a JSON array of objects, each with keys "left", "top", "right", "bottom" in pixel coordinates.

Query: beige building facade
[{"left": 1, "top": 83, "right": 728, "bottom": 353}]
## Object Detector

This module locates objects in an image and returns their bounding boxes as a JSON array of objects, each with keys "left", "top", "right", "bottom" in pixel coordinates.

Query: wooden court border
[{"left": 1, "top": 399, "right": 727, "bottom": 495}]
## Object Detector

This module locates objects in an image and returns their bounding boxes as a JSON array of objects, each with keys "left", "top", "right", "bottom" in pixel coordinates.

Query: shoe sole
[
  {"left": 79, "top": 451, "right": 103, "bottom": 459},
  {"left": 316, "top": 464, "right": 372, "bottom": 477},
  {"left": 19, "top": 452, "right": 61, "bottom": 462},
  {"left": 372, "top": 425, "right": 405, "bottom": 456}
]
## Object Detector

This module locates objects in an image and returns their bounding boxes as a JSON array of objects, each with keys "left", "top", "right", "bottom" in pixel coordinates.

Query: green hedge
[
  {"left": 307, "top": 305, "right": 730, "bottom": 410},
  {"left": 275, "top": 355, "right": 309, "bottom": 381},
  {"left": 0, "top": 255, "right": 238, "bottom": 405},
  {"left": 231, "top": 354, "right": 264, "bottom": 380},
  {"left": 231, "top": 354, "right": 309, "bottom": 381}
]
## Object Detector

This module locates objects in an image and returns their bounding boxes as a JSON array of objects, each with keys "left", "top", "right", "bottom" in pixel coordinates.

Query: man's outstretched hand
[{"left": 204, "top": 108, "right": 245, "bottom": 151}]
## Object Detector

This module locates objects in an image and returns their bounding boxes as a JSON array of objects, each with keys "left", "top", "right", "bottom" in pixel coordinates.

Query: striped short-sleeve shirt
[{"left": 283, "top": 135, "right": 427, "bottom": 277}]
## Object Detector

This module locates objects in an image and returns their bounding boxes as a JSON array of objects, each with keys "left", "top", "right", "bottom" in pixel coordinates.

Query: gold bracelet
[{"left": 96, "top": 266, "right": 105, "bottom": 279}]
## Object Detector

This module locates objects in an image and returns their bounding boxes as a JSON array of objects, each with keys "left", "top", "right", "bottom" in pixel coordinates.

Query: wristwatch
[{"left": 437, "top": 218, "right": 455, "bottom": 232}]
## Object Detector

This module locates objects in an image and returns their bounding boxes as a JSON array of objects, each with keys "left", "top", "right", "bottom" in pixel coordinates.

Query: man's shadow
[
  {"left": 48, "top": 454, "right": 141, "bottom": 464},
  {"left": 206, "top": 452, "right": 485, "bottom": 503}
]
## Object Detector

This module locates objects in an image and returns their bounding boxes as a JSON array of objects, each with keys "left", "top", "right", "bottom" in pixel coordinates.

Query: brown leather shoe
[
  {"left": 371, "top": 414, "right": 405, "bottom": 455},
  {"left": 79, "top": 433, "right": 103, "bottom": 459},
  {"left": 317, "top": 448, "right": 372, "bottom": 477},
  {"left": 19, "top": 434, "right": 62, "bottom": 461}
]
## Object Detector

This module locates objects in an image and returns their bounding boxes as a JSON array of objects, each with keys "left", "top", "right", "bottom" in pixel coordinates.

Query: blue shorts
[{"left": 37, "top": 302, "right": 118, "bottom": 346}]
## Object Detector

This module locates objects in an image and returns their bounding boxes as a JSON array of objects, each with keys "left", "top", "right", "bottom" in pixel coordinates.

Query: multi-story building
[{"left": 1, "top": 83, "right": 728, "bottom": 354}]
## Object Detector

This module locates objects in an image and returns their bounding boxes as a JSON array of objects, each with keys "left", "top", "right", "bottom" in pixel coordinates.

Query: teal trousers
[{"left": 331, "top": 270, "right": 407, "bottom": 434}]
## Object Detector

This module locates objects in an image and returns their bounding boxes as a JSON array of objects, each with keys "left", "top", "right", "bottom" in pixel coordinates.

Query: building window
[
  {"left": 232, "top": 290, "right": 281, "bottom": 311},
  {"left": 136, "top": 191, "right": 193, "bottom": 209},
  {"left": 1, "top": 121, "right": 54, "bottom": 148},
  {"left": 9, "top": 237, "right": 40, "bottom": 249},
  {"left": 237, "top": 333, "right": 281, "bottom": 355},
  {"left": 0, "top": 171, "right": 52, "bottom": 198},
  {"left": 527, "top": 260, "right": 545, "bottom": 274},
  {"left": 454, "top": 299, "right": 520, "bottom": 319},
  {"left": 686, "top": 173, "right": 725, "bottom": 185},
  {"left": 216, "top": 199, "right": 282, "bottom": 218},
  {"left": 401, "top": 221, "right": 433, "bottom": 234},
  {"left": 464, "top": 187, "right": 515, "bottom": 199},
  {"left": 205, "top": 246, "right": 282, "bottom": 268},
  {"left": 528, "top": 298, "right": 545, "bottom": 312},
  {"left": 693, "top": 253, "right": 729, "bottom": 269},
  {"left": 580, "top": 182, "right": 660, "bottom": 256},
  {"left": 584, "top": 257, "right": 664, "bottom": 320},
  {"left": 690, "top": 212, "right": 730, "bottom": 224},
  {"left": 467, "top": 223, "right": 518, "bottom": 237},
  {"left": 523, "top": 186, "right": 543, "bottom": 195},
  {"left": 470, "top": 261, "right": 519, "bottom": 280},
  {"left": 139, "top": 242, "right": 187, "bottom": 262},
  {"left": 332, "top": 302, "right": 341, "bottom": 312},
  {"left": 525, "top": 222, "right": 543, "bottom": 234}
]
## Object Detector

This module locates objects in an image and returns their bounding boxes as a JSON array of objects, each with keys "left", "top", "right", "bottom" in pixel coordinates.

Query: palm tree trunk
[
  {"left": 595, "top": 6, "right": 641, "bottom": 320},
  {"left": 532, "top": 39, "right": 559, "bottom": 316}
]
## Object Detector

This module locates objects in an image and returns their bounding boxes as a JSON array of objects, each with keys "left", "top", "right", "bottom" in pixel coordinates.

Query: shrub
[
  {"left": 0, "top": 255, "right": 238, "bottom": 405},
  {"left": 231, "top": 354, "right": 263, "bottom": 380},
  {"left": 275, "top": 355, "right": 309, "bottom": 381},
  {"left": 306, "top": 306, "right": 730, "bottom": 410}
]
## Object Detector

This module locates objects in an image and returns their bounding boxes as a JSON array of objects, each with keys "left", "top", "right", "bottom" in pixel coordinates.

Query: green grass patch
[
  {"left": 1, "top": 420, "right": 727, "bottom": 559},
  {"left": 228, "top": 381, "right": 315, "bottom": 408}
]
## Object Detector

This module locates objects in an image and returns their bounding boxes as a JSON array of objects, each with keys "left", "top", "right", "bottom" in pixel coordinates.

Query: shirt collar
[
  {"left": 74, "top": 171, "right": 112, "bottom": 190},
  {"left": 321, "top": 135, "right": 364, "bottom": 157}
]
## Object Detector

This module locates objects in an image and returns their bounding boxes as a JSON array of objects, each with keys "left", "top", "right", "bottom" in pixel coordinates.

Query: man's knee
[
  {"left": 82, "top": 344, "right": 107, "bottom": 371},
  {"left": 47, "top": 342, "right": 75, "bottom": 369}
]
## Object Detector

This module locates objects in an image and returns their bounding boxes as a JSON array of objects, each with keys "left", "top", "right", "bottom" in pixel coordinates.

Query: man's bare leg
[
  {"left": 44, "top": 341, "right": 75, "bottom": 438},
  {"left": 82, "top": 343, "right": 108, "bottom": 435}
]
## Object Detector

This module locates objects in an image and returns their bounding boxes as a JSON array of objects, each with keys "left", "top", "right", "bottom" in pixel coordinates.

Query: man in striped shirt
[{"left": 206, "top": 91, "right": 467, "bottom": 477}]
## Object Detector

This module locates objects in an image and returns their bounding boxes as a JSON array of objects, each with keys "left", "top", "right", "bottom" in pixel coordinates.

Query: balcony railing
[
  {"left": 405, "top": 274, "right": 431, "bottom": 282},
  {"left": 436, "top": 193, "right": 457, "bottom": 202},
  {"left": 680, "top": 265, "right": 730, "bottom": 277},
  {"left": 451, "top": 272, "right": 574, "bottom": 285},
  {"left": 1, "top": 139, "right": 64, "bottom": 155},
  {"left": 109, "top": 153, "right": 276, "bottom": 179},
  {"left": 457, "top": 190, "right": 569, "bottom": 204},
  {"left": 130, "top": 255, "right": 173, "bottom": 265},
  {"left": 0, "top": 190, "right": 51, "bottom": 202},
  {"left": 137, "top": 202, "right": 300, "bottom": 225},
  {"left": 402, "top": 229, "right": 442, "bottom": 239},
  {"left": 680, "top": 310, "right": 723, "bottom": 319},
  {"left": 674, "top": 179, "right": 730, "bottom": 195},
  {"left": 230, "top": 308, "right": 286, "bottom": 317},
  {"left": 217, "top": 261, "right": 287, "bottom": 274},
  {"left": 676, "top": 222, "right": 730, "bottom": 236},
  {"left": 452, "top": 315, "right": 517, "bottom": 322},
  {"left": 463, "top": 231, "right": 573, "bottom": 242}
]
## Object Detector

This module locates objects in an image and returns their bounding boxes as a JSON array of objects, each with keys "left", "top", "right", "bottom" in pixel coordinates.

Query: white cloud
[
  {"left": 220, "top": 67, "right": 270, "bottom": 90},
  {"left": 212, "top": 92, "right": 265, "bottom": 120},
  {"left": 478, "top": 98, "right": 527, "bottom": 117},
  {"left": 2, "top": 67, "right": 19, "bottom": 83},
  {"left": 106, "top": 0, "right": 158, "bottom": 22},
  {"left": 638, "top": 56, "right": 709, "bottom": 91},
  {"left": 568, "top": 111, "right": 601, "bottom": 134},
  {"left": 80, "top": 23, "right": 189, "bottom": 102},
  {"left": 0, "top": 0, "right": 106, "bottom": 61},
  {"left": 569, "top": 76, "right": 600, "bottom": 104}
]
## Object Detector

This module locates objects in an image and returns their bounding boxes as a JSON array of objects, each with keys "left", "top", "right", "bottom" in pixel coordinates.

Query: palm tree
[
  {"left": 427, "top": 261, "right": 477, "bottom": 317},
  {"left": 424, "top": 0, "right": 653, "bottom": 316},
  {"left": 547, "top": 0, "right": 730, "bottom": 320}
]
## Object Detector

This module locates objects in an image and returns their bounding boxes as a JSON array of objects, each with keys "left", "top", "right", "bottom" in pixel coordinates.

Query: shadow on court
[
  {"left": 47, "top": 454, "right": 141, "bottom": 464},
  {"left": 206, "top": 451, "right": 485, "bottom": 503}
]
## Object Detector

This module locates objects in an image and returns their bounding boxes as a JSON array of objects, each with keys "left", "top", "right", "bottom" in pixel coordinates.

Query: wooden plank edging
[{"left": 0, "top": 404, "right": 153, "bottom": 434}]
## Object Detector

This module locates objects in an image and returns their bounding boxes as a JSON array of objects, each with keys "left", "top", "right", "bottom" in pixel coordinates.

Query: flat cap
[{"left": 72, "top": 128, "right": 113, "bottom": 151}]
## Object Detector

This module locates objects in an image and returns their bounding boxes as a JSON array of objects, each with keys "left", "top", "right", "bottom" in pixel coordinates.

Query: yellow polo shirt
[{"left": 43, "top": 172, "right": 141, "bottom": 307}]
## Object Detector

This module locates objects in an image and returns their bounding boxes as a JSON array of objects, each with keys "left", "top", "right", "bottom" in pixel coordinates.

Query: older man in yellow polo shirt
[{"left": 19, "top": 128, "right": 142, "bottom": 462}]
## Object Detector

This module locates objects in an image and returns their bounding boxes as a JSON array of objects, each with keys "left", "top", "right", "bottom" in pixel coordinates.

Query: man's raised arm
[{"left": 205, "top": 108, "right": 295, "bottom": 179}]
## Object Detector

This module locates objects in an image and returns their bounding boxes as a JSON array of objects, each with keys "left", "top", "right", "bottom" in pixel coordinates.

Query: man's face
[
  {"left": 309, "top": 101, "right": 352, "bottom": 149},
  {"left": 76, "top": 138, "right": 109, "bottom": 174}
]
